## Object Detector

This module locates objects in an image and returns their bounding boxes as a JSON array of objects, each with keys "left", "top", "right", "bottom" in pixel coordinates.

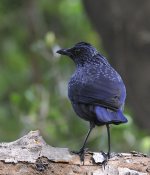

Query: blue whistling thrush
[{"left": 57, "top": 42, "right": 127, "bottom": 161}]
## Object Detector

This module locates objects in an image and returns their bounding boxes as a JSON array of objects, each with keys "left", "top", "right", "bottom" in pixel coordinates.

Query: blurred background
[{"left": 0, "top": 0, "right": 149, "bottom": 154}]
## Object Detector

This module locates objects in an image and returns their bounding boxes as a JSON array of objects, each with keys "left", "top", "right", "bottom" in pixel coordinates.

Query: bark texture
[
  {"left": 83, "top": 0, "right": 150, "bottom": 131},
  {"left": 0, "top": 130, "right": 149, "bottom": 175}
]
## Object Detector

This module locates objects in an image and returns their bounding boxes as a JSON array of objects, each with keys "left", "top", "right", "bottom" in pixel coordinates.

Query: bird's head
[{"left": 56, "top": 42, "right": 98, "bottom": 65}]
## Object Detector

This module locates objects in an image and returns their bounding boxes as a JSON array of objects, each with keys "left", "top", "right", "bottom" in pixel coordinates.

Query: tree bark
[
  {"left": 0, "top": 130, "right": 149, "bottom": 175},
  {"left": 82, "top": 0, "right": 150, "bottom": 131}
]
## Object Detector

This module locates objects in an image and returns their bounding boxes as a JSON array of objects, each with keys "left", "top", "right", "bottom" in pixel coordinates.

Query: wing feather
[{"left": 69, "top": 76, "right": 126, "bottom": 110}]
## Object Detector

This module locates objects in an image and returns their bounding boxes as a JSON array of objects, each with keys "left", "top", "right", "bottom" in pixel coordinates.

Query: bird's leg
[
  {"left": 72, "top": 122, "right": 95, "bottom": 161},
  {"left": 100, "top": 124, "right": 111, "bottom": 167},
  {"left": 106, "top": 124, "right": 111, "bottom": 158},
  {"left": 79, "top": 122, "right": 95, "bottom": 152}
]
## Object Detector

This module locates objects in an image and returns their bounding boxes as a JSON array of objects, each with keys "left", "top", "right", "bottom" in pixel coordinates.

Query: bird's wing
[{"left": 69, "top": 77, "right": 126, "bottom": 110}]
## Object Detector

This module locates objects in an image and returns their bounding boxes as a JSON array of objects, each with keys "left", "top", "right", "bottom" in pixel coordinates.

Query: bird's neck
[{"left": 74, "top": 53, "right": 100, "bottom": 67}]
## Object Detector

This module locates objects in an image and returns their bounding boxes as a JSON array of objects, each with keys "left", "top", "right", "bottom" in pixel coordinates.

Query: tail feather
[{"left": 95, "top": 106, "right": 128, "bottom": 124}]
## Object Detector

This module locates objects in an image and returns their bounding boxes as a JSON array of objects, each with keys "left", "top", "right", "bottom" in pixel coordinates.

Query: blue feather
[{"left": 95, "top": 106, "right": 128, "bottom": 124}]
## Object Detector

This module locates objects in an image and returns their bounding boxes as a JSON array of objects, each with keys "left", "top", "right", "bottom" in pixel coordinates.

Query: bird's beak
[{"left": 56, "top": 48, "right": 72, "bottom": 56}]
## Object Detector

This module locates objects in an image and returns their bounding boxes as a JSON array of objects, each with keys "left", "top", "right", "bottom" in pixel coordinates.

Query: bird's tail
[{"left": 95, "top": 106, "right": 128, "bottom": 125}]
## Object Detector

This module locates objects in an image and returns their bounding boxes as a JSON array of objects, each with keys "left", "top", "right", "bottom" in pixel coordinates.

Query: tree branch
[{"left": 0, "top": 131, "right": 149, "bottom": 175}]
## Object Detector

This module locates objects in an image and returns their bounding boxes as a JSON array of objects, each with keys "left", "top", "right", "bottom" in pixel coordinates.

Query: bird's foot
[
  {"left": 71, "top": 148, "right": 88, "bottom": 162},
  {"left": 99, "top": 151, "right": 110, "bottom": 168}
]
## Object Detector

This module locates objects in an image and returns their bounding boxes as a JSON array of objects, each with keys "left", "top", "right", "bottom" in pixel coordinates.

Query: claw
[
  {"left": 100, "top": 151, "right": 110, "bottom": 168},
  {"left": 71, "top": 148, "right": 88, "bottom": 162}
]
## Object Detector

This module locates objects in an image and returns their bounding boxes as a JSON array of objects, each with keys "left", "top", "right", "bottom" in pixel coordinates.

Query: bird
[{"left": 56, "top": 42, "right": 127, "bottom": 162}]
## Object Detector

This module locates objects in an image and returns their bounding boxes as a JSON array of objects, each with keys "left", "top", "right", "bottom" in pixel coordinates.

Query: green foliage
[{"left": 0, "top": 0, "right": 149, "bottom": 154}]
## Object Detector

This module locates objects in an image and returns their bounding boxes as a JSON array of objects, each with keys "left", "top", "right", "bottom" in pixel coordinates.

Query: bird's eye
[{"left": 75, "top": 49, "right": 81, "bottom": 55}]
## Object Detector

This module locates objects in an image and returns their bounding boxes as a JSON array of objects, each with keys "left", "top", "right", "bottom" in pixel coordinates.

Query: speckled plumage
[
  {"left": 58, "top": 42, "right": 127, "bottom": 125},
  {"left": 57, "top": 42, "right": 127, "bottom": 160}
]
